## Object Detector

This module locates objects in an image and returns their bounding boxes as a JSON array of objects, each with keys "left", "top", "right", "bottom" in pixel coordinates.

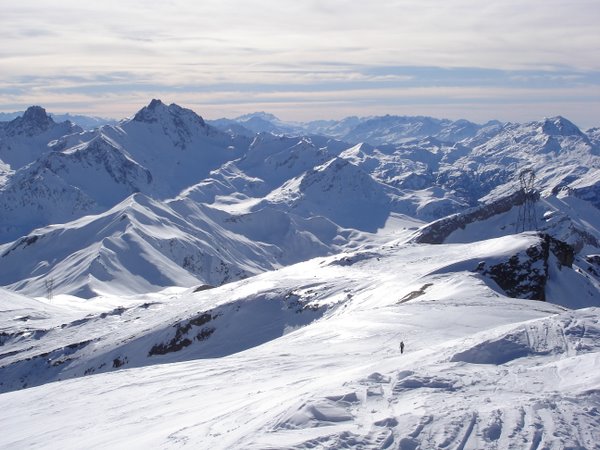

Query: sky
[{"left": 1, "top": 0, "right": 599, "bottom": 127}]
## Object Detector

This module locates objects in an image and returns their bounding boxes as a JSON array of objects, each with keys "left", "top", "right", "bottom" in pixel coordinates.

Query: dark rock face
[
  {"left": 585, "top": 255, "right": 600, "bottom": 276},
  {"left": 476, "top": 242, "right": 548, "bottom": 301},
  {"left": 6, "top": 106, "right": 55, "bottom": 137},
  {"left": 475, "top": 234, "right": 574, "bottom": 301},
  {"left": 148, "top": 312, "right": 216, "bottom": 356},
  {"left": 133, "top": 99, "right": 206, "bottom": 128},
  {"left": 548, "top": 236, "right": 575, "bottom": 267},
  {"left": 133, "top": 99, "right": 164, "bottom": 123},
  {"left": 22, "top": 106, "right": 52, "bottom": 125},
  {"left": 413, "top": 191, "right": 526, "bottom": 244}
]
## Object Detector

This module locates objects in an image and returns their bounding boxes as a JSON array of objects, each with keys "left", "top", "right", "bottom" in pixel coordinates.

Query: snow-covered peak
[
  {"left": 208, "top": 111, "right": 308, "bottom": 136},
  {"left": 319, "top": 114, "right": 485, "bottom": 145},
  {"left": 469, "top": 115, "right": 595, "bottom": 164},
  {"left": 539, "top": 116, "right": 585, "bottom": 138},
  {"left": 263, "top": 156, "right": 395, "bottom": 231},
  {"left": 0, "top": 110, "right": 115, "bottom": 130},
  {"left": 299, "top": 157, "right": 370, "bottom": 194},
  {"left": 50, "top": 113, "right": 116, "bottom": 130},
  {"left": 303, "top": 116, "right": 363, "bottom": 137},
  {"left": 236, "top": 111, "right": 281, "bottom": 123},
  {"left": 131, "top": 99, "right": 206, "bottom": 128},
  {"left": 89, "top": 101, "right": 250, "bottom": 197},
  {"left": 132, "top": 98, "right": 167, "bottom": 122}
]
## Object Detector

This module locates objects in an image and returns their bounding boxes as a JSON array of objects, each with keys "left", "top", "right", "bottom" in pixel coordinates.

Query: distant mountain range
[
  {"left": 1, "top": 100, "right": 599, "bottom": 299},
  {"left": 207, "top": 112, "right": 503, "bottom": 145},
  {"left": 0, "top": 110, "right": 117, "bottom": 130}
]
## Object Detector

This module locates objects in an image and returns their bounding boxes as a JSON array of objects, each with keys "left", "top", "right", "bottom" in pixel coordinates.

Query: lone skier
[{"left": 400, "top": 341, "right": 405, "bottom": 354}]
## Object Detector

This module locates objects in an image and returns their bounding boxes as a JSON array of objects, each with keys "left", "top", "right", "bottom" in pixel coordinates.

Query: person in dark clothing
[{"left": 400, "top": 341, "right": 405, "bottom": 354}]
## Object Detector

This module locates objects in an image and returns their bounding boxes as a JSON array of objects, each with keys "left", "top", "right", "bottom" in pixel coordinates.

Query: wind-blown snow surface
[{"left": 1, "top": 234, "right": 599, "bottom": 449}]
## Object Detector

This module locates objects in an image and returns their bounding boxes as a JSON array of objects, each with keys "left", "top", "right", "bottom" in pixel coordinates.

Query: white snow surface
[{"left": 1, "top": 234, "right": 599, "bottom": 449}]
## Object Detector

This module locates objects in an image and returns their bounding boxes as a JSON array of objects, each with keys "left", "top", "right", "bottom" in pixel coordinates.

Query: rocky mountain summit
[{"left": 0, "top": 106, "right": 81, "bottom": 171}]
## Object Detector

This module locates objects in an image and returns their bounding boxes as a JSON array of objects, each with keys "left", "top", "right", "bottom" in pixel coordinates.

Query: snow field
[{"left": 1, "top": 234, "right": 599, "bottom": 448}]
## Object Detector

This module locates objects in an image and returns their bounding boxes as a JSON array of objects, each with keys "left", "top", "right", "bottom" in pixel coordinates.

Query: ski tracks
[{"left": 241, "top": 309, "right": 600, "bottom": 449}]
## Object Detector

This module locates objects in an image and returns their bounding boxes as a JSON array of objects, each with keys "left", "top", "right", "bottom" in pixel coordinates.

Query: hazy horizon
[
  {"left": 1, "top": 1, "right": 599, "bottom": 128},
  {"left": 0, "top": 100, "right": 598, "bottom": 131}
]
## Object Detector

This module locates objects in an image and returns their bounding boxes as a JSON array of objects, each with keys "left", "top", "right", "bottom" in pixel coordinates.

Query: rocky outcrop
[
  {"left": 148, "top": 312, "right": 216, "bottom": 356},
  {"left": 412, "top": 191, "right": 527, "bottom": 244},
  {"left": 475, "top": 234, "right": 574, "bottom": 301},
  {"left": 4, "top": 106, "right": 55, "bottom": 137}
]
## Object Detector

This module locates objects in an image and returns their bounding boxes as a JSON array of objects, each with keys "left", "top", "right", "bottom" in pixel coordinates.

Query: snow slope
[
  {"left": 99, "top": 100, "right": 247, "bottom": 196},
  {"left": 0, "top": 233, "right": 598, "bottom": 448},
  {"left": 0, "top": 189, "right": 421, "bottom": 298},
  {"left": 0, "top": 193, "right": 282, "bottom": 298}
]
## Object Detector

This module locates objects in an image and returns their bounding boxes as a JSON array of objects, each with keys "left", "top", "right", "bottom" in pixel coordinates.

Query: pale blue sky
[{"left": 1, "top": 0, "right": 599, "bottom": 127}]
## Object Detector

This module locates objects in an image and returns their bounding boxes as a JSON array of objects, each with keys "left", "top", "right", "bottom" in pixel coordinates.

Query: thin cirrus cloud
[{"left": 0, "top": 0, "right": 599, "bottom": 127}]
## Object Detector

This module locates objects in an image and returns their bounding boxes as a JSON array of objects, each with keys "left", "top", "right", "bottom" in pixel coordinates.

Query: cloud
[{"left": 0, "top": 0, "right": 599, "bottom": 125}]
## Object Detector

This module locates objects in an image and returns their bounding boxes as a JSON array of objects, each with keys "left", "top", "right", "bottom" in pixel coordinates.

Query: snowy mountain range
[
  {"left": 208, "top": 112, "right": 503, "bottom": 146},
  {"left": 1, "top": 101, "right": 599, "bottom": 298},
  {"left": 1, "top": 100, "right": 600, "bottom": 448},
  {"left": 0, "top": 110, "right": 117, "bottom": 130}
]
